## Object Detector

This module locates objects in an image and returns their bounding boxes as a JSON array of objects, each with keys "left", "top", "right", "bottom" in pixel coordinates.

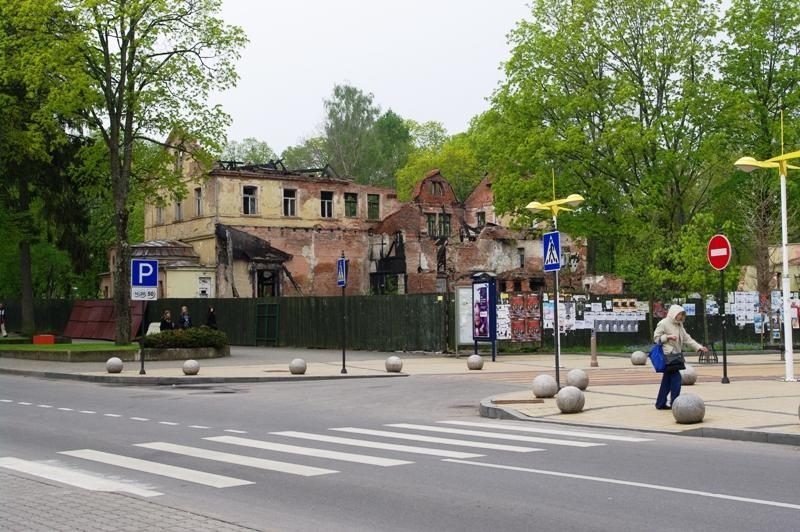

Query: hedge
[{"left": 142, "top": 327, "right": 229, "bottom": 349}]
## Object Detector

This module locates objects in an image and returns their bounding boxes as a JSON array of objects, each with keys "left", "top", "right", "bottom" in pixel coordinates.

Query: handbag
[
  {"left": 664, "top": 351, "right": 686, "bottom": 372},
  {"left": 649, "top": 343, "right": 666, "bottom": 373}
]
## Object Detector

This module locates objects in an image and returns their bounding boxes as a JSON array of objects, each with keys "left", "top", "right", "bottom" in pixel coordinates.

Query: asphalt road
[{"left": 1, "top": 374, "right": 799, "bottom": 532}]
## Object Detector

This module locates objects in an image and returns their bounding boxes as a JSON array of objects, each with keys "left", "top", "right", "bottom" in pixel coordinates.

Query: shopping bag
[{"left": 649, "top": 343, "right": 666, "bottom": 373}]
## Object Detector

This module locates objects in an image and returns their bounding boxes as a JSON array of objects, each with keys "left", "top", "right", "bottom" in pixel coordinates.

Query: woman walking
[
  {"left": 160, "top": 309, "right": 175, "bottom": 331},
  {"left": 653, "top": 305, "right": 708, "bottom": 410}
]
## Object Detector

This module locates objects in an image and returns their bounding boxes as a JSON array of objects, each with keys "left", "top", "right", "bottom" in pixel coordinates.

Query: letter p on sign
[{"left": 131, "top": 259, "right": 158, "bottom": 288}]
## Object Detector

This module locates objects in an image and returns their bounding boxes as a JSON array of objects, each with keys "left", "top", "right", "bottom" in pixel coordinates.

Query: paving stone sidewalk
[{"left": 0, "top": 471, "right": 259, "bottom": 532}]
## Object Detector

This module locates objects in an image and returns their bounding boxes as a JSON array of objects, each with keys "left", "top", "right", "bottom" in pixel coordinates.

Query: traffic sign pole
[
  {"left": 708, "top": 234, "right": 732, "bottom": 384},
  {"left": 339, "top": 251, "right": 348, "bottom": 375}
]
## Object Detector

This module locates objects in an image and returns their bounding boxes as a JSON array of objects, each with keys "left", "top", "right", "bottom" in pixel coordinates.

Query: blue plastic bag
[{"left": 649, "top": 343, "right": 666, "bottom": 373}]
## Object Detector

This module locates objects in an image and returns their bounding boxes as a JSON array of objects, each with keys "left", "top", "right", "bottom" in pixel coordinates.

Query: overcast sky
[{"left": 213, "top": 0, "right": 531, "bottom": 154}]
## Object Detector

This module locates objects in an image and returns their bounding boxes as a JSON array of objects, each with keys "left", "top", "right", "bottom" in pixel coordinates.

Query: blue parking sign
[{"left": 131, "top": 259, "right": 158, "bottom": 301}]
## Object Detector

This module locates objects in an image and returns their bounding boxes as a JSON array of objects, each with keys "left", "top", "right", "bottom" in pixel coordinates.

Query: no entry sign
[{"left": 707, "top": 234, "right": 732, "bottom": 270}]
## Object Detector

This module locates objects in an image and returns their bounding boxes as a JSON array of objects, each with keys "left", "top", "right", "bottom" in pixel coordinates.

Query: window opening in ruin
[
  {"left": 194, "top": 187, "right": 203, "bottom": 217},
  {"left": 426, "top": 214, "right": 437, "bottom": 236},
  {"left": 439, "top": 213, "right": 451, "bottom": 237},
  {"left": 283, "top": 188, "right": 296, "bottom": 216},
  {"left": 518, "top": 247, "right": 525, "bottom": 268},
  {"left": 477, "top": 211, "right": 485, "bottom": 227},
  {"left": 345, "top": 192, "right": 358, "bottom": 217},
  {"left": 367, "top": 194, "right": 380, "bottom": 219},
  {"left": 243, "top": 186, "right": 258, "bottom": 215},
  {"left": 156, "top": 206, "right": 164, "bottom": 225},
  {"left": 321, "top": 191, "right": 333, "bottom": 218},
  {"left": 175, "top": 200, "right": 183, "bottom": 221}
]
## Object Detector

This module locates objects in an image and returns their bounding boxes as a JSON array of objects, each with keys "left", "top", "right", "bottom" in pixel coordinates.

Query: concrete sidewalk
[{"left": 1, "top": 346, "right": 798, "bottom": 445}]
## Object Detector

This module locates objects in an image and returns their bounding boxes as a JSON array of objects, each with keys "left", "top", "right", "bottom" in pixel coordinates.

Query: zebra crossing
[{"left": 0, "top": 420, "right": 652, "bottom": 497}]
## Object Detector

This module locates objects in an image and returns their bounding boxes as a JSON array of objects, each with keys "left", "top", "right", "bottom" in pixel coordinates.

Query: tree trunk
[{"left": 19, "top": 240, "right": 35, "bottom": 335}]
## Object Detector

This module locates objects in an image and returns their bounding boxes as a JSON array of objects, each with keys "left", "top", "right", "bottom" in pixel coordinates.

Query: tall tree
[
  {"left": 222, "top": 137, "right": 276, "bottom": 164},
  {"left": 323, "top": 83, "right": 380, "bottom": 180},
  {"left": 718, "top": 0, "right": 800, "bottom": 305},
  {"left": 483, "top": 0, "right": 723, "bottom": 286},
  {"left": 366, "top": 110, "right": 412, "bottom": 188},
  {"left": 59, "top": 0, "right": 246, "bottom": 343},
  {"left": 281, "top": 136, "right": 328, "bottom": 171}
]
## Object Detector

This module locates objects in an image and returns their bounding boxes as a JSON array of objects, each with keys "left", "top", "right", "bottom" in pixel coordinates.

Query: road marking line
[
  {"left": 135, "top": 442, "right": 337, "bottom": 477},
  {"left": 438, "top": 421, "right": 653, "bottom": 442},
  {"left": 332, "top": 427, "right": 542, "bottom": 453},
  {"left": 0, "top": 457, "right": 162, "bottom": 497},
  {"left": 104, "top": 414, "right": 121, "bottom": 418},
  {"left": 224, "top": 429, "right": 247, "bottom": 434},
  {"left": 79, "top": 411, "right": 96, "bottom": 414},
  {"left": 158, "top": 422, "right": 179, "bottom": 426},
  {"left": 386, "top": 424, "right": 603, "bottom": 448},
  {"left": 37, "top": 405, "right": 53, "bottom": 408},
  {"left": 272, "top": 431, "right": 485, "bottom": 459},
  {"left": 130, "top": 417, "right": 149, "bottom": 421},
  {"left": 189, "top": 425, "right": 210, "bottom": 429},
  {"left": 206, "top": 436, "right": 414, "bottom": 467},
  {"left": 59, "top": 449, "right": 253, "bottom": 488},
  {"left": 18, "top": 402, "right": 32, "bottom": 405},
  {"left": 58, "top": 408, "right": 73, "bottom": 411},
  {"left": 0, "top": 399, "right": 13, "bottom": 403},
  {"left": 443, "top": 459, "right": 800, "bottom": 511}
]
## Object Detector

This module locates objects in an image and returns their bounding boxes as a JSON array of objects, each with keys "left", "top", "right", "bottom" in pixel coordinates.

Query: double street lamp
[
  {"left": 734, "top": 151, "right": 798, "bottom": 382},
  {"left": 527, "top": 192, "right": 585, "bottom": 388}
]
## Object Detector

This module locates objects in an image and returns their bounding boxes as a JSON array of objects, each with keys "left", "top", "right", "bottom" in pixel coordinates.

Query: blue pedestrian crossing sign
[
  {"left": 543, "top": 231, "right": 561, "bottom": 272},
  {"left": 336, "top": 257, "right": 348, "bottom": 287}
]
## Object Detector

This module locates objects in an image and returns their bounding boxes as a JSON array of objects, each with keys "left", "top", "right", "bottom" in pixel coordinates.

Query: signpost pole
[
  {"left": 139, "top": 302, "right": 146, "bottom": 375},
  {"left": 552, "top": 217, "right": 561, "bottom": 389},
  {"left": 721, "top": 268, "right": 729, "bottom": 383},
  {"left": 339, "top": 251, "right": 347, "bottom": 375}
]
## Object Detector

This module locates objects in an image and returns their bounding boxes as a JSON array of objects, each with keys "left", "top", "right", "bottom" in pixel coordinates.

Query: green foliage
[
  {"left": 281, "top": 137, "right": 328, "bottom": 170},
  {"left": 407, "top": 120, "right": 448, "bottom": 151},
  {"left": 142, "top": 327, "right": 229, "bottom": 349},
  {"left": 324, "top": 84, "right": 381, "bottom": 179},
  {"left": 396, "top": 132, "right": 484, "bottom": 201},
  {"left": 222, "top": 138, "right": 276, "bottom": 164}
]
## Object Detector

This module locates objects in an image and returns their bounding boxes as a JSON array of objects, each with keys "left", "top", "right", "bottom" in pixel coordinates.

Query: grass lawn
[{"left": 0, "top": 343, "right": 139, "bottom": 351}]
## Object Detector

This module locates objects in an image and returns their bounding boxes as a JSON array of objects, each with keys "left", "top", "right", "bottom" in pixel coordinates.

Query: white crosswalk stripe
[
  {"left": 438, "top": 421, "right": 653, "bottom": 442},
  {"left": 206, "top": 436, "right": 414, "bottom": 467},
  {"left": 0, "top": 457, "right": 162, "bottom": 497},
  {"left": 135, "top": 442, "right": 338, "bottom": 477},
  {"left": 330, "top": 427, "right": 543, "bottom": 453},
  {"left": 59, "top": 449, "right": 253, "bottom": 488},
  {"left": 384, "top": 424, "right": 605, "bottom": 448},
  {"left": 272, "top": 431, "right": 485, "bottom": 459}
]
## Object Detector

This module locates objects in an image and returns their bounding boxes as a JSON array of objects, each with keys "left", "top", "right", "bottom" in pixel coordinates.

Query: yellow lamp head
[{"left": 734, "top": 156, "right": 778, "bottom": 172}]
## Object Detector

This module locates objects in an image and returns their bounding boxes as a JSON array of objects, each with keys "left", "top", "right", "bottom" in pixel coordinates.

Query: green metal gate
[{"left": 255, "top": 302, "right": 279, "bottom": 346}]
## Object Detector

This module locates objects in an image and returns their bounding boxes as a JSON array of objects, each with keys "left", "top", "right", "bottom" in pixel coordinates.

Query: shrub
[{"left": 142, "top": 327, "right": 229, "bottom": 349}]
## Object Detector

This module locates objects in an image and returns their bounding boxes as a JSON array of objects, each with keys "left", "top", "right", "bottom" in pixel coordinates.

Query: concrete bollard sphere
[
  {"left": 467, "top": 354, "right": 484, "bottom": 370},
  {"left": 105, "top": 357, "right": 123, "bottom": 374},
  {"left": 566, "top": 368, "right": 589, "bottom": 390},
  {"left": 680, "top": 364, "right": 697, "bottom": 385},
  {"left": 385, "top": 355, "right": 403, "bottom": 373},
  {"left": 532, "top": 374, "right": 558, "bottom": 398},
  {"left": 556, "top": 386, "right": 585, "bottom": 413},
  {"left": 672, "top": 393, "right": 705, "bottom": 424},
  {"left": 182, "top": 359, "right": 200, "bottom": 376},
  {"left": 631, "top": 351, "right": 648, "bottom": 365},
  {"left": 289, "top": 358, "right": 307, "bottom": 375}
]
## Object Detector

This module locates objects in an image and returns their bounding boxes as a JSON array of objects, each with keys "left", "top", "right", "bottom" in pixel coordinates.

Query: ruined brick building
[{"left": 103, "top": 155, "right": 608, "bottom": 299}]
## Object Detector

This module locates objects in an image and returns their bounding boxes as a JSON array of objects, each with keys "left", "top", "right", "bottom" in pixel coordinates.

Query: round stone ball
[
  {"left": 182, "top": 359, "right": 200, "bottom": 376},
  {"left": 532, "top": 374, "right": 558, "bottom": 398},
  {"left": 556, "top": 386, "right": 585, "bottom": 414},
  {"left": 672, "top": 394, "right": 705, "bottom": 424},
  {"left": 680, "top": 364, "right": 697, "bottom": 385},
  {"left": 105, "top": 357, "right": 123, "bottom": 374},
  {"left": 566, "top": 368, "right": 589, "bottom": 390},
  {"left": 385, "top": 355, "right": 403, "bottom": 373},
  {"left": 467, "top": 354, "right": 484, "bottom": 370},
  {"left": 289, "top": 358, "right": 307, "bottom": 375},
  {"left": 631, "top": 351, "right": 648, "bottom": 365}
]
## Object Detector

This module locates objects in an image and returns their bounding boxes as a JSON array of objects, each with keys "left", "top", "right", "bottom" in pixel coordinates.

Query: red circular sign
[{"left": 707, "top": 234, "right": 732, "bottom": 270}]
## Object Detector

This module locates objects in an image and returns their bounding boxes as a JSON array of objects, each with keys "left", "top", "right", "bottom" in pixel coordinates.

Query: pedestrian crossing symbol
[
  {"left": 543, "top": 231, "right": 561, "bottom": 272},
  {"left": 337, "top": 257, "right": 348, "bottom": 287}
]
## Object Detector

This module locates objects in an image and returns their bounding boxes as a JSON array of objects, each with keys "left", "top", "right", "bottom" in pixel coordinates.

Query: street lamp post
[
  {"left": 735, "top": 150, "right": 799, "bottom": 382},
  {"left": 527, "top": 191, "right": 585, "bottom": 389}
]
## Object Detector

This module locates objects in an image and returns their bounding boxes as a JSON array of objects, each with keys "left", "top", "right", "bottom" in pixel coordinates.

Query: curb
[
  {"left": 479, "top": 396, "right": 800, "bottom": 447},
  {"left": 0, "top": 367, "right": 408, "bottom": 385}
]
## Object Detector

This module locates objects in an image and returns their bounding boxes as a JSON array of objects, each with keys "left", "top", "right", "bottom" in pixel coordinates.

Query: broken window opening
[
  {"left": 320, "top": 191, "right": 333, "bottom": 218},
  {"left": 426, "top": 214, "right": 437, "bottom": 237},
  {"left": 344, "top": 192, "right": 358, "bottom": 217},
  {"left": 477, "top": 211, "right": 485, "bottom": 227},
  {"left": 194, "top": 187, "right": 203, "bottom": 217},
  {"left": 283, "top": 189, "right": 296, "bottom": 217},
  {"left": 243, "top": 186, "right": 258, "bottom": 215},
  {"left": 367, "top": 194, "right": 380, "bottom": 220},
  {"left": 175, "top": 200, "right": 183, "bottom": 221},
  {"left": 439, "top": 213, "right": 451, "bottom": 237}
]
